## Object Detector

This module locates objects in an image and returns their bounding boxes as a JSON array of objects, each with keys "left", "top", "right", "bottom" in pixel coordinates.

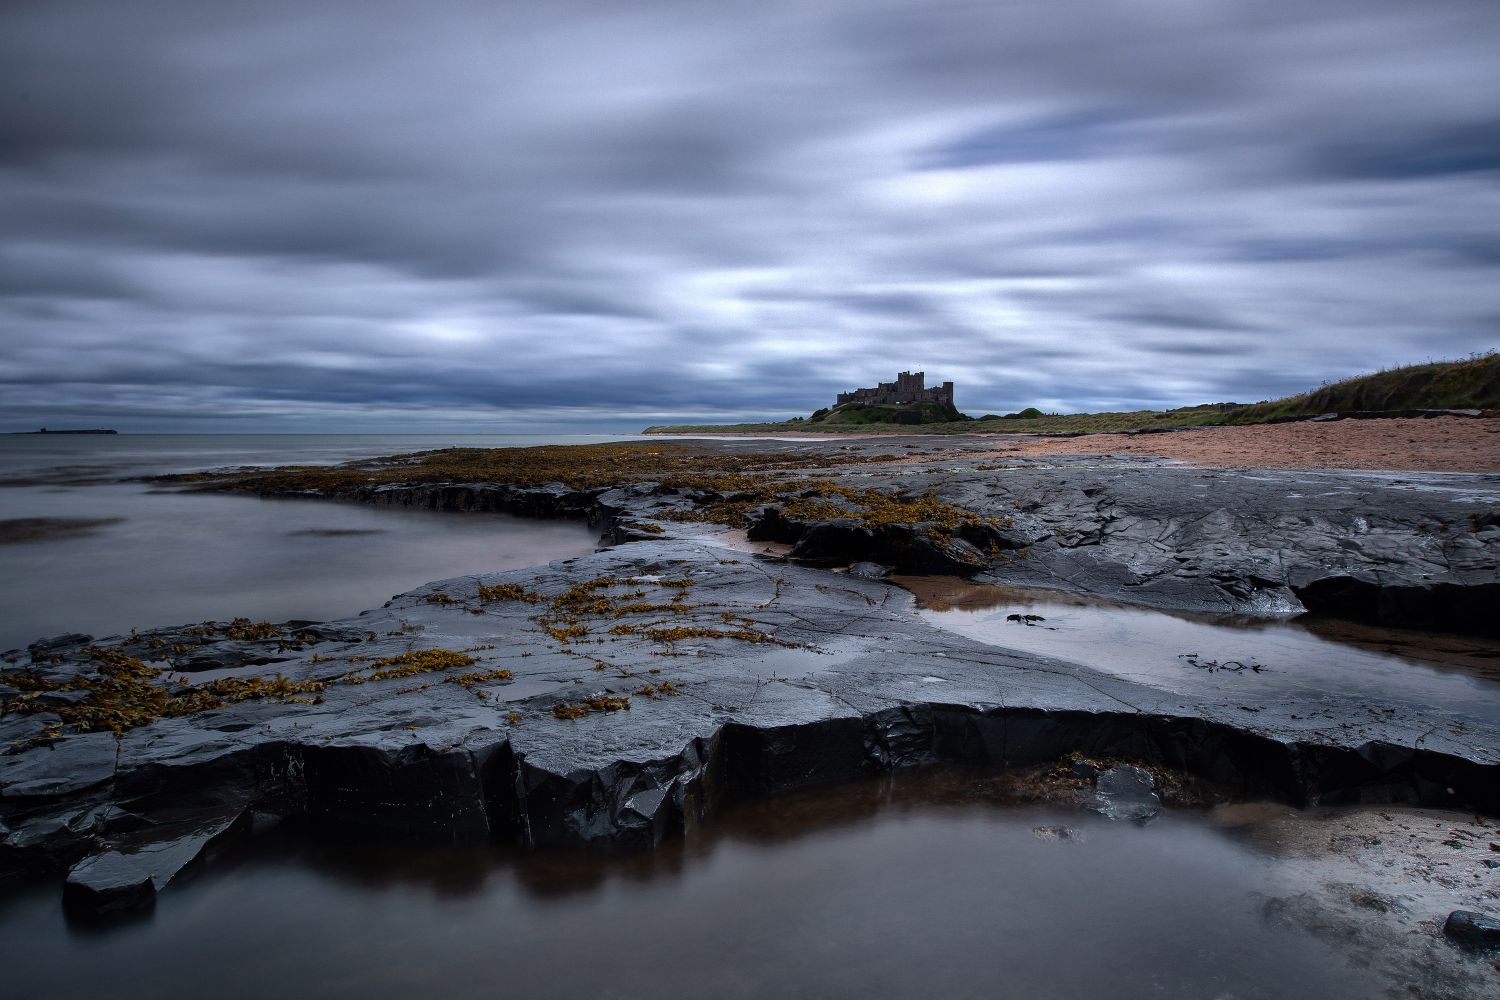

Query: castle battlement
[{"left": 835, "top": 371, "right": 954, "bottom": 408}]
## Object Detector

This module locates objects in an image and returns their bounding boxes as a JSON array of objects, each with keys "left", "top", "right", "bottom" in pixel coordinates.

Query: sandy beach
[{"left": 987, "top": 416, "right": 1500, "bottom": 473}]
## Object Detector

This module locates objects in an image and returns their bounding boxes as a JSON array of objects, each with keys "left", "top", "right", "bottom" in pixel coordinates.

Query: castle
[{"left": 836, "top": 371, "right": 954, "bottom": 408}]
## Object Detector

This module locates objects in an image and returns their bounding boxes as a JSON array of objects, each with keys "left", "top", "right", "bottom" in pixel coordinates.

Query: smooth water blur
[
  {"left": 0, "top": 770, "right": 1383, "bottom": 1000},
  {"left": 0, "top": 484, "right": 599, "bottom": 650},
  {"left": 0, "top": 435, "right": 623, "bottom": 649},
  {"left": 900, "top": 578, "right": 1500, "bottom": 726},
  {"left": 0, "top": 432, "right": 650, "bottom": 483}
]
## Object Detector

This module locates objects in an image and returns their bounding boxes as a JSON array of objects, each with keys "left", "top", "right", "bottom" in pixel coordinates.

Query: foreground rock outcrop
[
  {"left": 934, "top": 463, "right": 1500, "bottom": 633},
  {"left": 4, "top": 537, "right": 1498, "bottom": 913},
  {"left": 279, "top": 440, "right": 1500, "bottom": 633}
]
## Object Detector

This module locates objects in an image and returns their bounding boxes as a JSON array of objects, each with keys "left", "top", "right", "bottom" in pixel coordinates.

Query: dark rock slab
[
  {"left": 26, "top": 633, "right": 93, "bottom": 657},
  {"left": 1, "top": 730, "right": 118, "bottom": 798},
  {"left": 1443, "top": 910, "right": 1500, "bottom": 951},
  {"left": 63, "top": 809, "right": 246, "bottom": 915},
  {"left": 4, "top": 539, "right": 1496, "bottom": 891},
  {"left": 234, "top": 440, "right": 1499, "bottom": 633},
  {"left": 926, "top": 464, "right": 1500, "bottom": 630}
]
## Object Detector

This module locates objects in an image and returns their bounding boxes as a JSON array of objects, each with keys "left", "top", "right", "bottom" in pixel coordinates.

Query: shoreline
[{"left": 655, "top": 414, "right": 1500, "bottom": 473}]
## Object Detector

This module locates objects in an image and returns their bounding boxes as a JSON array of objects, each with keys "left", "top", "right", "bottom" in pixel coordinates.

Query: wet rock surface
[
  {"left": 63, "top": 811, "right": 245, "bottom": 915},
  {"left": 260, "top": 438, "right": 1500, "bottom": 635},
  {"left": 3, "top": 437, "right": 1498, "bottom": 914},
  {"left": 923, "top": 462, "right": 1500, "bottom": 633},
  {"left": 1086, "top": 765, "right": 1162, "bottom": 824},
  {"left": 3, "top": 539, "right": 1498, "bottom": 900},
  {"left": 1444, "top": 910, "right": 1500, "bottom": 951}
]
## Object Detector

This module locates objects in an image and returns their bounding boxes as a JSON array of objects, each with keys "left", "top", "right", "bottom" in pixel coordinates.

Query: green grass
[
  {"left": 812, "top": 400, "right": 964, "bottom": 426},
  {"left": 644, "top": 353, "right": 1499, "bottom": 436},
  {"left": 1217, "top": 352, "right": 1500, "bottom": 424}
]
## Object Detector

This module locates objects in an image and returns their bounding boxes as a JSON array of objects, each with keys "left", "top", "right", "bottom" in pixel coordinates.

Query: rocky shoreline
[{"left": 3, "top": 437, "right": 1498, "bottom": 929}]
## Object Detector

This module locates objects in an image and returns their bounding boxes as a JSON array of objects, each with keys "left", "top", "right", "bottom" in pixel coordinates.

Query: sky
[{"left": 2, "top": 0, "right": 1497, "bottom": 432}]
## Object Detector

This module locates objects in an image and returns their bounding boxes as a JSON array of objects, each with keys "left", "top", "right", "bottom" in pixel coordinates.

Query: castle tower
[{"left": 831, "top": 371, "right": 955, "bottom": 409}]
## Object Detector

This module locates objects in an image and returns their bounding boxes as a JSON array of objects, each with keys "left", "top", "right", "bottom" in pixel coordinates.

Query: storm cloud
[{"left": 2, "top": 0, "right": 1497, "bottom": 429}]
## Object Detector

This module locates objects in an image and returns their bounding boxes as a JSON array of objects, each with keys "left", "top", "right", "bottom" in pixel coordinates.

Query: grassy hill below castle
[{"left": 643, "top": 353, "right": 1499, "bottom": 436}]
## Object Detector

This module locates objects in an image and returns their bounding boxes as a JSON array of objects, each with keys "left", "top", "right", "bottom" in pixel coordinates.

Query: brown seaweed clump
[
  {"left": 1, "top": 644, "right": 498, "bottom": 738},
  {"left": 0, "top": 647, "right": 327, "bottom": 736},
  {"left": 552, "top": 695, "right": 631, "bottom": 720}
]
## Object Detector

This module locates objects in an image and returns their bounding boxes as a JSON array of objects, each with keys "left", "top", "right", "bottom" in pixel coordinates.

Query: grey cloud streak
[{"left": 1, "top": 0, "right": 1497, "bottom": 430}]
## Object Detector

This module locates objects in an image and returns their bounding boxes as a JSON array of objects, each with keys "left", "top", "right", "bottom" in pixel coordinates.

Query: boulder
[
  {"left": 1443, "top": 910, "right": 1500, "bottom": 951},
  {"left": 1087, "top": 765, "right": 1162, "bottom": 824},
  {"left": 63, "top": 810, "right": 247, "bottom": 916}
]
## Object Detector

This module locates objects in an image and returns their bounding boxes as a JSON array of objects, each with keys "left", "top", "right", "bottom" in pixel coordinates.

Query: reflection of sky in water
[
  {"left": 0, "top": 483, "right": 596, "bottom": 649},
  {"left": 905, "top": 580, "right": 1500, "bottom": 725},
  {"left": 1, "top": 773, "right": 1384, "bottom": 1000}
]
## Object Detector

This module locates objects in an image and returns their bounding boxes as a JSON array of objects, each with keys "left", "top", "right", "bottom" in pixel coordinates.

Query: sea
[{"left": 0, "top": 433, "right": 642, "bottom": 651}]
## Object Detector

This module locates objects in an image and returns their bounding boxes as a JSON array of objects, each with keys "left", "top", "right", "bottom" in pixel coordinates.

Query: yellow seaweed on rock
[{"left": 552, "top": 695, "right": 631, "bottom": 720}]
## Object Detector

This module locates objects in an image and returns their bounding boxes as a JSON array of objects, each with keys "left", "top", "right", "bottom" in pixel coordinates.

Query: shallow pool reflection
[
  {"left": 0, "top": 769, "right": 1387, "bottom": 1000},
  {"left": 896, "top": 577, "right": 1500, "bottom": 726}
]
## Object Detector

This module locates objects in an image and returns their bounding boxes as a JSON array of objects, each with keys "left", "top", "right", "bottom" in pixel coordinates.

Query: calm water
[
  {"left": 0, "top": 770, "right": 1384, "bottom": 1000},
  {"left": 901, "top": 578, "right": 1500, "bottom": 727},
  {"left": 0, "top": 434, "right": 632, "bottom": 649},
  {"left": 0, "top": 432, "right": 651, "bottom": 483}
]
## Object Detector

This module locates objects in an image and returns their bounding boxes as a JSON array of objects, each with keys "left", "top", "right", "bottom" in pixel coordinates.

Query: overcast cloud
[{"left": 2, "top": 0, "right": 1497, "bottom": 430}]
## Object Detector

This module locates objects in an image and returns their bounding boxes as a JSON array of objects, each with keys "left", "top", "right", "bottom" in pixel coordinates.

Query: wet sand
[{"left": 981, "top": 416, "right": 1500, "bottom": 472}]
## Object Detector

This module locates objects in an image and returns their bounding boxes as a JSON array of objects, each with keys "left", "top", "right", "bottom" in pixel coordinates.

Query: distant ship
[{"left": 15, "top": 428, "right": 119, "bottom": 435}]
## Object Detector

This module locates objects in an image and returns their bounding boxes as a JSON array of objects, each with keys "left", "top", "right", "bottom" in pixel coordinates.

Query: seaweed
[
  {"left": 551, "top": 694, "right": 631, "bottom": 720},
  {"left": 0, "top": 642, "right": 497, "bottom": 737},
  {"left": 344, "top": 648, "right": 479, "bottom": 684},
  {"left": 446, "top": 667, "right": 516, "bottom": 688},
  {"left": 477, "top": 582, "right": 544, "bottom": 603}
]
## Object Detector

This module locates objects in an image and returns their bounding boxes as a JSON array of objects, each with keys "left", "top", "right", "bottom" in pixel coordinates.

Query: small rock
[
  {"left": 63, "top": 854, "right": 157, "bottom": 915},
  {"left": 63, "top": 811, "right": 246, "bottom": 916},
  {"left": 1069, "top": 758, "right": 1100, "bottom": 781},
  {"left": 622, "top": 787, "right": 667, "bottom": 822},
  {"left": 33, "top": 689, "right": 90, "bottom": 707},
  {"left": 1033, "top": 824, "right": 1086, "bottom": 844},
  {"left": 26, "top": 633, "right": 92, "bottom": 656},
  {"left": 1087, "top": 765, "right": 1162, "bottom": 825},
  {"left": 1443, "top": 910, "right": 1500, "bottom": 951},
  {"left": 847, "top": 561, "right": 893, "bottom": 580}
]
